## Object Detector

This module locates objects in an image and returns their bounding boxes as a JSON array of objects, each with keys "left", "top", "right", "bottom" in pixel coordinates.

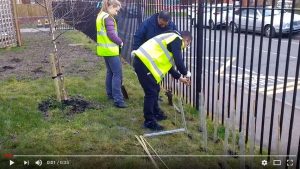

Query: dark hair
[
  {"left": 180, "top": 31, "right": 192, "bottom": 40},
  {"left": 158, "top": 10, "right": 171, "bottom": 21}
]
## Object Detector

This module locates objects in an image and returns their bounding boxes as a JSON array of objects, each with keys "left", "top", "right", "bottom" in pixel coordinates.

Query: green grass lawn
[{"left": 0, "top": 31, "right": 276, "bottom": 169}]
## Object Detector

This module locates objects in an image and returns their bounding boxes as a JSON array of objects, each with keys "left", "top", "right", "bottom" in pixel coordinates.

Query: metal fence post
[{"left": 196, "top": 0, "right": 204, "bottom": 110}]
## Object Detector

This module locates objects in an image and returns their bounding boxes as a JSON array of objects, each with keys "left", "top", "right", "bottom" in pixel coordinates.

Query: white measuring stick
[{"left": 144, "top": 128, "right": 186, "bottom": 137}]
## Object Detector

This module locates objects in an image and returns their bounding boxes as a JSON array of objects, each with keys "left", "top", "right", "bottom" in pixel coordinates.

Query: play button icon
[
  {"left": 9, "top": 160, "right": 14, "bottom": 166},
  {"left": 24, "top": 160, "right": 29, "bottom": 165}
]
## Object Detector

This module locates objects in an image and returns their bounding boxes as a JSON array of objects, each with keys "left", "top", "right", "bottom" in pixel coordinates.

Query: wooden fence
[
  {"left": 16, "top": 4, "right": 47, "bottom": 18},
  {"left": 16, "top": 4, "right": 73, "bottom": 30}
]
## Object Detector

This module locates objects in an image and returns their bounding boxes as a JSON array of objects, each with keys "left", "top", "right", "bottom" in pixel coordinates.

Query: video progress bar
[{"left": 13, "top": 155, "right": 297, "bottom": 158}]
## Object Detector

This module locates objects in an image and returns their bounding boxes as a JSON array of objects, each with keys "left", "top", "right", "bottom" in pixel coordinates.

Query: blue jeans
[
  {"left": 133, "top": 57, "right": 161, "bottom": 122},
  {"left": 104, "top": 57, "right": 124, "bottom": 105}
]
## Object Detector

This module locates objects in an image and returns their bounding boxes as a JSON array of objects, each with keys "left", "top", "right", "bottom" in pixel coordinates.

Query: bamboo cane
[
  {"left": 135, "top": 135, "right": 159, "bottom": 169},
  {"left": 141, "top": 136, "right": 170, "bottom": 169}
]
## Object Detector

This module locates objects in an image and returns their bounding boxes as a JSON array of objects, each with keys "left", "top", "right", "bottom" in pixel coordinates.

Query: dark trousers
[{"left": 133, "top": 57, "right": 160, "bottom": 122}]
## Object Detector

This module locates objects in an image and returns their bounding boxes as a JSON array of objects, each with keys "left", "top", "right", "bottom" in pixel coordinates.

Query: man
[
  {"left": 132, "top": 31, "right": 192, "bottom": 130},
  {"left": 133, "top": 10, "right": 178, "bottom": 120},
  {"left": 133, "top": 10, "right": 177, "bottom": 50}
]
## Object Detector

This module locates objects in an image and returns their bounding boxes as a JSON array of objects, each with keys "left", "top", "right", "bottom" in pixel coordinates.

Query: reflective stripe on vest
[
  {"left": 97, "top": 31, "right": 106, "bottom": 35},
  {"left": 138, "top": 46, "right": 164, "bottom": 79},
  {"left": 97, "top": 43, "right": 119, "bottom": 48},
  {"left": 96, "top": 12, "right": 119, "bottom": 56},
  {"left": 133, "top": 33, "right": 182, "bottom": 83},
  {"left": 153, "top": 35, "right": 175, "bottom": 65}
]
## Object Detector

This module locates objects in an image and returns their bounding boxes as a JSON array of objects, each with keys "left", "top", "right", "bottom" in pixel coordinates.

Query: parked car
[
  {"left": 277, "top": 0, "right": 293, "bottom": 9},
  {"left": 228, "top": 7, "right": 300, "bottom": 38},
  {"left": 122, "top": 3, "right": 144, "bottom": 18},
  {"left": 189, "top": 3, "right": 233, "bottom": 29}
]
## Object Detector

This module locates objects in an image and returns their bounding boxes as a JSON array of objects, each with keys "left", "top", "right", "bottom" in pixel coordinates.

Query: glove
[{"left": 186, "top": 71, "right": 191, "bottom": 78}]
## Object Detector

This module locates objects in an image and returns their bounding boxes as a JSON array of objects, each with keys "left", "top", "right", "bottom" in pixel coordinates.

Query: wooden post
[
  {"left": 199, "top": 93, "right": 208, "bottom": 151},
  {"left": 203, "top": 101, "right": 208, "bottom": 151},
  {"left": 49, "top": 53, "right": 61, "bottom": 102},
  {"left": 239, "top": 131, "right": 245, "bottom": 169},
  {"left": 179, "top": 98, "right": 188, "bottom": 133},
  {"left": 249, "top": 111, "right": 255, "bottom": 169},
  {"left": 200, "top": 93, "right": 207, "bottom": 132},
  {"left": 11, "top": 0, "right": 22, "bottom": 46},
  {"left": 213, "top": 100, "right": 220, "bottom": 142},
  {"left": 222, "top": 117, "right": 230, "bottom": 169},
  {"left": 231, "top": 110, "right": 236, "bottom": 153},
  {"left": 198, "top": 93, "right": 204, "bottom": 132}
]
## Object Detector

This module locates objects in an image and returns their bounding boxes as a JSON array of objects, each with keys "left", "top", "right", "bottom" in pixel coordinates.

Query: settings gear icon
[{"left": 261, "top": 160, "right": 268, "bottom": 166}]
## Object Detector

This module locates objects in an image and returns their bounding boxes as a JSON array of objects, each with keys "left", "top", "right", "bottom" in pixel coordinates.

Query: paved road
[{"left": 195, "top": 29, "right": 300, "bottom": 105}]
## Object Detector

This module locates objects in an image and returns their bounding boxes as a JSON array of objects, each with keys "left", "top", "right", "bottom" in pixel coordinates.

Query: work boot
[
  {"left": 144, "top": 121, "right": 164, "bottom": 131},
  {"left": 114, "top": 102, "right": 128, "bottom": 108},
  {"left": 154, "top": 110, "right": 167, "bottom": 121},
  {"left": 155, "top": 113, "right": 167, "bottom": 121}
]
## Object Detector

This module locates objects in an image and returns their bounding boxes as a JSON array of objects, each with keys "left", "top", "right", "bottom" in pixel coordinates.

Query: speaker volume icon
[{"left": 35, "top": 160, "right": 42, "bottom": 166}]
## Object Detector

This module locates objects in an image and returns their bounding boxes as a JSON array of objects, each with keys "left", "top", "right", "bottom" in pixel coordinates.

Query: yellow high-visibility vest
[
  {"left": 96, "top": 12, "right": 119, "bottom": 56},
  {"left": 132, "top": 33, "right": 183, "bottom": 83}
]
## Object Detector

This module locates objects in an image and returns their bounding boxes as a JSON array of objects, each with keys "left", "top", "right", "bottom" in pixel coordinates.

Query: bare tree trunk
[{"left": 44, "top": 0, "right": 68, "bottom": 101}]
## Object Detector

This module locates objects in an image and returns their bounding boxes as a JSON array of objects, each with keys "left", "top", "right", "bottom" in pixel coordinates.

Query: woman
[{"left": 96, "top": 0, "right": 127, "bottom": 108}]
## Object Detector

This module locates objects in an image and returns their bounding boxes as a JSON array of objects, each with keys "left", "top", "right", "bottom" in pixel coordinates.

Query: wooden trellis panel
[{"left": 0, "top": 0, "right": 17, "bottom": 48}]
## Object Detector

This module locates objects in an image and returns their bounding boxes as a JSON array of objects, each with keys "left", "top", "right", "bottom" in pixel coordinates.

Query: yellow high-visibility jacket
[
  {"left": 132, "top": 33, "right": 183, "bottom": 83},
  {"left": 96, "top": 12, "right": 119, "bottom": 56}
]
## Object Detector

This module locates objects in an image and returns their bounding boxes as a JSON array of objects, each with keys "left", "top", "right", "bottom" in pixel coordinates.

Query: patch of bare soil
[
  {"left": 0, "top": 31, "right": 100, "bottom": 80},
  {"left": 38, "top": 95, "right": 103, "bottom": 118}
]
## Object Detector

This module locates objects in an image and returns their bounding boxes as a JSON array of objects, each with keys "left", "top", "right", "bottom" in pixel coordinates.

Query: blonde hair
[{"left": 101, "top": 0, "right": 121, "bottom": 13}]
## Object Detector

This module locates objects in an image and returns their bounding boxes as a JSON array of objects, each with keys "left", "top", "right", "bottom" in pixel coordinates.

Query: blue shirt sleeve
[
  {"left": 167, "top": 37, "right": 188, "bottom": 79},
  {"left": 169, "top": 67, "right": 181, "bottom": 79},
  {"left": 170, "top": 21, "right": 178, "bottom": 31},
  {"left": 133, "top": 22, "right": 147, "bottom": 50}
]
